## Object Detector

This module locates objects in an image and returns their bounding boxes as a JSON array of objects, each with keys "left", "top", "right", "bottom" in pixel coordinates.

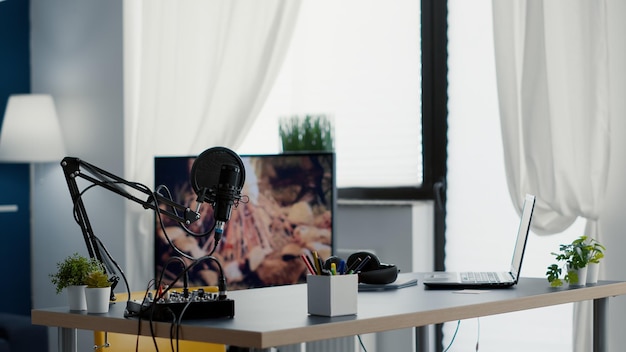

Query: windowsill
[{"left": 337, "top": 198, "right": 430, "bottom": 206}]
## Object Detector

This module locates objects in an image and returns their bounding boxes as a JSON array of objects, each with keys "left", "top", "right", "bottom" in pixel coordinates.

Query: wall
[
  {"left": 29, "top": 0, "right": 124, "bottom": 351},
  {"left": 0, "top": 164, "right": 30, "bottom": 315},
  {"left": 0, "top": 0, "right": 31, "bottom": 316},
  {"left": 0, "top": 0, "right": 30, "bottom": 107}
]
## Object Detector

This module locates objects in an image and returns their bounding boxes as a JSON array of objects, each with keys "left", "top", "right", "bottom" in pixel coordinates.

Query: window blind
[{"left": 239, "top": 0, "right": 422, "bottom": 189}]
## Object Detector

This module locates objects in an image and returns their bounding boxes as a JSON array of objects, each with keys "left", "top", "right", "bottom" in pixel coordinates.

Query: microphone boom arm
[{"left": 60, "top": 156, "right": 201, "bottom": 267}]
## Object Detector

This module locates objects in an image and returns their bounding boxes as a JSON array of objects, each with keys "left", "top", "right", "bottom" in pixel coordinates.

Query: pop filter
[
  {"left": 190, "top": 147, "right": 246, "bottom": 198},
  {"left": 190, "top": 147, "right": 246, "bottom": 235}
]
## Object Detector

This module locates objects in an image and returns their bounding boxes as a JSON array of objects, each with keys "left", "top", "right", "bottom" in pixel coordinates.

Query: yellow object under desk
[{"left": 93, "top": 289, "right": 225, "bottom": 352}]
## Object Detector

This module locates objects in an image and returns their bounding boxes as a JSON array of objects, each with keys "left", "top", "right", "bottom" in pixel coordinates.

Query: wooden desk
[{"left": 32, "top": 273, "right": 626, "bottom": 352}]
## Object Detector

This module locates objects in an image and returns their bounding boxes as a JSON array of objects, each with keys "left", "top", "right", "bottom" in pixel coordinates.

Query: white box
[{"left": 307, "top": 274, "right": 358, "bottom": 317}]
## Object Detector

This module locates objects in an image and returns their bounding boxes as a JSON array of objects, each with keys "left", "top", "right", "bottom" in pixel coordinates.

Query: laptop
[{"left": 423, "top": 194, "right": 536, "bottom": 289}]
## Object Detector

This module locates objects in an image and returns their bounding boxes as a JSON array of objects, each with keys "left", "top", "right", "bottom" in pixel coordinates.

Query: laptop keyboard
[{"left": 461, "top": 272, "right": 501, "bottom": 283}]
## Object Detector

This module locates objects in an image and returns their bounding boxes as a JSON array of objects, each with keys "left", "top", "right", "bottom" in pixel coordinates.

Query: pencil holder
[{"left": 307, "top": 274, "right": 358, "bottom": 317}]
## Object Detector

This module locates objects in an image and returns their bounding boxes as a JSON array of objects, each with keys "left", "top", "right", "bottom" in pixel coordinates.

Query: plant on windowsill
[
  {"left": 279, "top": 114, "right": 334, "bottom": 152},
  {"left": 546, "top": 235, "right": 603, "bottom": 287}
]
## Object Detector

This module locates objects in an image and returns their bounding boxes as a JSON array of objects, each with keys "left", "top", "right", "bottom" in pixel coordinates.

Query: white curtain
[
  {"left": 492, "top": 1, "right": 611, "bottom": 351},
  {"left": 122, "top": 0, "right": 302, "bottom": 289}
]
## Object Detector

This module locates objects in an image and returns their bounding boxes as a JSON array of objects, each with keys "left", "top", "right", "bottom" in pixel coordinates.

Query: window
[
  {"left": 238, "top": 0, "right": 429, "bottom": 199},
  {"left": 445, "top": 1, "right": 578, "bottom": 351}
]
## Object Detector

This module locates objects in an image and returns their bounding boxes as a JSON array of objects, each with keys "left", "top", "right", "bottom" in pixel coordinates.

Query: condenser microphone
[
  {"left": 190, "top": 147, "right": 246, "bottom": 236},
  {"left": 213, "top": 163, "right": 241, "bottom": 234}
]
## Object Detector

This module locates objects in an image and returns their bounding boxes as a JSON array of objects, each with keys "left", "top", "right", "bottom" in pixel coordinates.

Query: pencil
[
  {"left": 301, "top": 254, "right": 317, "bottom": 275},
  {"left": 312, "top": 251, "right": 322, "bottom": 275}
]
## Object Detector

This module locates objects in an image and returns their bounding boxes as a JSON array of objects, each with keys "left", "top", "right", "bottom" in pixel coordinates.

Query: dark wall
[
  {"left": 0, "top": 0, "right": 30, "bottom": 113},
  {"left": 0, "top": 0, "right": 32, "bottom": 315}
]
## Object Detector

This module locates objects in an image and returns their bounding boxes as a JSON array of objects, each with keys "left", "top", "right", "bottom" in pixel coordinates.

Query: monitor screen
[{"left": 154, "top": 152, "right": 335, "bottom": 290}]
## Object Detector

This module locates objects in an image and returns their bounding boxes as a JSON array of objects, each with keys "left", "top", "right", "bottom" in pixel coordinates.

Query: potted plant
[
  {"left": 585, "top": 237, "right": 605, "bottom": 285},
  {"left": 546, "top": 235, "right": 598, "bottom": 287},
  {"left": 50, "top": 253, "right": 102, "bottom": 310},
  {"left": 279, "top": 114, "right": 334, "bottom": 152},
  {"left": 84, "top": 266, "right": 113, "bottom": 313}
]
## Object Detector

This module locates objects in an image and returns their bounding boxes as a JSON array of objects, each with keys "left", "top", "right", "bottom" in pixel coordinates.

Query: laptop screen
[{"left": 509, "top": 194, "right": 536, "bottom": 280}]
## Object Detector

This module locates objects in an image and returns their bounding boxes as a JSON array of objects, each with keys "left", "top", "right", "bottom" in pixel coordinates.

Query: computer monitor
[{"left": 154, "top": 152, "right": 336, "bottom": 290}]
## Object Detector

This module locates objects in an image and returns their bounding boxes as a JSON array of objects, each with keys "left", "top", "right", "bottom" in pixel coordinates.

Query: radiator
[{"left": 276, "top": 335, "right": 376, "bottom": 352}]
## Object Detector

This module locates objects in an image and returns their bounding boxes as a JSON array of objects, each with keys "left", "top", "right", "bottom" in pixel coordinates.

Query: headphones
[{"left": 345, "top": 251, "right": 398, "bottom": 285}]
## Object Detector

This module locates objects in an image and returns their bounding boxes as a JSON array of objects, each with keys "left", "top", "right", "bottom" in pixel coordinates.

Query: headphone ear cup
[
  {"left": 346, "top": 251, "right": 398, "bottom": 285},
  {"left": 358, "top": 264, "right": 398, "bottom": 285}
]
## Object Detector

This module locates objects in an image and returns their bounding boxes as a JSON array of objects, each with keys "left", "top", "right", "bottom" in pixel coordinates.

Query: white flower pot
[
  {"left": 568, "top": 266, "right": 588, "bottom": 287},
  {"left": 586, "top": 262, "right": 600, "bottom": 285},
  {"left": 66, "top": 285, "right": 87, "bottom": 311},
  {"left": 85, "top": 287, "right": 111, "bottom": 314}
]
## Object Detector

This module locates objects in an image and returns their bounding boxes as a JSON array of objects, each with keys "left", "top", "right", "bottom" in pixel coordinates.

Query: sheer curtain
[
  {"left": 122, "top": 0, "right": 301, "bottom": 288},
  {"left": 492, "top": 1, "right": 611, "bottom": 350}
]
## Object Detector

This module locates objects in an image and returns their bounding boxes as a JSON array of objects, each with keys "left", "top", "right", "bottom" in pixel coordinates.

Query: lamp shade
[{"left": 0, "top": 94, "right": 67, "bottom": 162}]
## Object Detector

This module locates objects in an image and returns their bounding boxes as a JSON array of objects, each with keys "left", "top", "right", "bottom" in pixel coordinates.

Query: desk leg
[
  {"left": 58, "top": 327, "right": 77, "bottom": 352},
  {"left": 416, "top": 326, "right": 429, "bottom": 352},
  {"left": 593, "top": 297, "right": 607, "bottom": 352}
]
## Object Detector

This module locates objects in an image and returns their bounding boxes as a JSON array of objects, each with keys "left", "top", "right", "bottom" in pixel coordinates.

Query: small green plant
[
  {"left": 546, "top": 263, "right": 564, "bottom": 287},
  {"left": 49, "top": 253, "right": 102, "bottom": 294},
  {"left": 546, "top": 235, "right": 604, "bottom": 287},
  {"left": 85, "top": 269, "right": 112, "bottom": 288},
  {"left": 587, "top": 237, "right": 606, "bottom": 264},
  {"left": 279, "top": 114, "right": 334, "bottom": 152}
]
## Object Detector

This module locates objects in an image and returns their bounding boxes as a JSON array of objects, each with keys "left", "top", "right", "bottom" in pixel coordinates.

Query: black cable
[
  {"left": 175, "top": 291, "right": 198, "bottom": 351},
  {"left": 443, "top": 320, "right": 461, "bottom": 352},
  {"left": 154, "top": 184, "right": 216, "bottom": 238},
  {"left": 70, "top": 173, "right": 229, "bottom": 300},
  {"left": 476, "top": 317, "right": 480, "bottom": 351},
  {"left": 153, "top": 184, "right": 246, "bottom": 255},
  {"left": 165, "top": 308, "right": 176, "bottom": 352},
  {"left": 170, "top": 317, "right": 176, "bottom": 352},
  {"left": 73, "top": 177, "right": 219, "bottom": 263},
  {"left": 91, "top": 234, "right": 131, "bottom": 301},
  {"left": 154, "top": 254, "right": 226, "bottom": 302},
  {"left": 135, "top": 279, "right": 155, "bottom": 352},
  {"left": 66, "top": 160, "right": 239, "bottom": 352},
  {"left": 72, "top": 171, "right": 238, "bottom": 289},
  {"left": 152, "top": 188, "right": 220, "bottom": 260},
  {"left": 154, "top": 256, "right": 189, "bottom": 296},
  {"left": 357, "top": 335, "right": 368, "bottom": 352},
  {"left": 146, "top": 292, "right": 171, "bottom": 352},
  {"left": 71, "top": 177, "right": 224, "bottom": 301},
  {"left": 208, "top": 237, "right": 221, "bottom": 256}
]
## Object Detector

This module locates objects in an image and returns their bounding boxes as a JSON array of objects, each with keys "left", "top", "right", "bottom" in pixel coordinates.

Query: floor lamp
[
  {"left": 0, "top": 93, "right": 66, "bottom": 200},
  {"left": 0, "top": 94, "right": 67, "bottom": 312},
  {"left": 0, "top": 94, "right": 66, "bottom": 163}
]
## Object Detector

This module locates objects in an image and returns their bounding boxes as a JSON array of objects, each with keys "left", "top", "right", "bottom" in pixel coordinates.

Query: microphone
[
  {"left": 189, "top": 147, "right": 246, "bottom": 239},
  {"left": 213, "top": 163, "right": 242, "bottom": 235}
]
